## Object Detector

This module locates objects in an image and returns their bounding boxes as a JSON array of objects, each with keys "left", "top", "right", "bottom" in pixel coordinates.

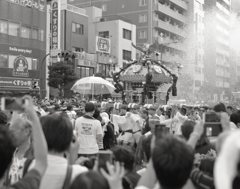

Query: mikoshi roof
[{"left": 120, "top": 64, "right": 172, "bottom": 83}]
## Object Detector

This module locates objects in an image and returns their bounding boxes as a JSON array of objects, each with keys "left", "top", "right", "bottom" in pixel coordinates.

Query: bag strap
[
  {"left": 123, "top": 176, "right": 134, "bottom": 189},
  {"left": 23, "top": 159, "right": 34, "bottom": 176},
  {"left": 62, "top": 165, "right": 73, "bottom": 189}
]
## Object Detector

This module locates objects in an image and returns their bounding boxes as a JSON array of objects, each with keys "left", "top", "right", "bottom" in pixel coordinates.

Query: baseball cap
[{"left": 85, "top": 102, "right": 95, "bottom": 113}]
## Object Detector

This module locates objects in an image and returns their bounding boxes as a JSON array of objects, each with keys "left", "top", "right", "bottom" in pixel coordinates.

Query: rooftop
[
  {"left": 61, "top": 4, "right": 87, "bottom": 16},
  {"left": 98, "top": 15, "right": 133, "bottom": 24}
]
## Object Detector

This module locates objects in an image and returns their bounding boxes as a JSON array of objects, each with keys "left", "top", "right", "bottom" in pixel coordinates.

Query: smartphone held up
[
  {"left": 1, "top": 97, "right": 26, "bottom": 112},
  {"left": 203, "top": 111, "right": 222, "bottom": 137},
  {"left": 98, "top": 150, "right": 113, "bottom": 172}
]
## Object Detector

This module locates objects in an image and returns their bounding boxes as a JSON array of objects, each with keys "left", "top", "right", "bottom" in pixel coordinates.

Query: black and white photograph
[{"left": 0, "top": 0, "right": 240, "bottom": 189}]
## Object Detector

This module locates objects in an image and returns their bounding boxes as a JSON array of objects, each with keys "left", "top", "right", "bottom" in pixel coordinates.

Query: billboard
[
  {"left": 7, "top": 0, "right": 46, "bottom": 11},
  {"left": 96, "top": 36, "right": 111, "bottom": 54},
  {"left": 0, "top": 77, "right": 39, "bottom": 89}
]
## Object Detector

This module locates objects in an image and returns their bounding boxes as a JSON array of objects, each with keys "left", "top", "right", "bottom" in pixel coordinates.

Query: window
[
  {"left": 72, "top": 22, "right": 84, "bottom": 35},
  {"left": 99, "top": 63, "right": 111, "bottom": 77},
  {"left": 0, "top": 20, "right": 8, "bottom": 34},
  {"left": 32, "top": 59, "right": 38, "bottom": 70},
  {"left": 39, "top": 29, "right": 44, "bottom": 41},
  {"left": 72, "top": 23, "right": 76, "bottom": 32},
  {"left": 32, "top": 28, "right": 38, "bottom": 39},
  {"left": 139, "top": 0, "right": 147, "bottom": 6},
  {"left": 123, "top": 29, "right": 132, "bottom": 40},
  {"left": 123, "top": 50, "right": 132, "bottom": 61},
  {"left": 72, "top": 47, "right": 84, "bottom": 52},
  {"left": 99, "top": 31, "right": 109, "bottom": 38},
  {"left": 139, "top": 14, "right": 147, "bottom": 23},
  {"left": 102, "top": 4, "right": 107, "bottom": 11},
  {"left": 8, "top": 22, "right": 19, "bottom": 36},
  {"left": 77, "top": 67, "right": 94, "bottom": 78},
  {"left": 0, "top": 54, "right": 8, "bottom": 68},
  {"left": 21, "top": 26, "right": 31, "bottom": 38},
  {"left": 139, "top": 30, "right": 147, "bottom": 39}
]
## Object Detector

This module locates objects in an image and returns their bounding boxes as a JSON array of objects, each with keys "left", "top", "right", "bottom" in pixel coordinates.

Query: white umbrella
[{"left": 71, "top": 76, "right": 115, "bottom": 98}]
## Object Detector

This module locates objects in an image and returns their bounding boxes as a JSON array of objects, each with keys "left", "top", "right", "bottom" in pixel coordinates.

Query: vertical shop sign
[{"left": 51, "top": 0, "right": 59, "bottom": 50}]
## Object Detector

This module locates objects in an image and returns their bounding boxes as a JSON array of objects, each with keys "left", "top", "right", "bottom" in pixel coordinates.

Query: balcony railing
[
  {"left": 170, "top": 0, "right": 187, "bottom": 10},
  {"left": 161, "top": 53, "right": 184, "bottom": 64},
  {"left": 216, "top": 2, "right": 230, "bottom": 16},
  {"left": 216, "top": 47, "right": 230, "bottom": 57},
  {"left": 155, "top": 3, "right": 187, "bottom": 23},
  {"left": 168, "top": 42, "right": 186, "bottom": 52},
  {"left": 155, "top": 20, "right": 186, "bottom": 38},
  {"left": 155, "top": 36, "right": 186, "bottom": 52}
]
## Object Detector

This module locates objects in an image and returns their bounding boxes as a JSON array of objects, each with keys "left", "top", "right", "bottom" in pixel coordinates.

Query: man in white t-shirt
[
  {"left": 75, "top": 102, "right": 103, "bottom": 157},
  {"left": 173, "top": 107, "right": 188, "bottom": 135}
]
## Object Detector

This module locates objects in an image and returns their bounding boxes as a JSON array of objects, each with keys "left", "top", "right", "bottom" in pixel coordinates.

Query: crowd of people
[{"left": 0, "top": 96, "right": 240, "bottom": 189}]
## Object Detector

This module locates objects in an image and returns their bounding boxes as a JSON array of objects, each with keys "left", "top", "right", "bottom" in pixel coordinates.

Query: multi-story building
[
  {"left": 204, "top": 0, "right": 231, "bottom": 99},
  {"left": 229, "top": 10, "right": 240, "bottom": 91},
  {"left": 60, "top": 3, "right": 88, "bottom": 53},
  {"left": 185, "top": 0, "right": 205, "bottom": 94},
  {"left": 86, "top": 7, "right": 136, "bottom": 71},
  {"left": 0, "top": 0, "right": 46, "bottom": 97},
  {"left": 69, "top": 0, "right": 188, "bottom": 66},
  {"left": 60, "top": 3, "right": 98, "bottom": 79}
]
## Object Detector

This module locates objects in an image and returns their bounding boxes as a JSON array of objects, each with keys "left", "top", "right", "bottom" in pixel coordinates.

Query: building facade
[
  {"left": 0, "top": 0, "right": 46, "bottom": 97},
  {"left": 204, "top": 0, "right": 231, "bottom": 99},
  {"left": 60, "top": 4, "right": 96, "bottom": 79},
  {"left": 69, "top": 0, "right": 187, "bottom": 66},
  {"left": 185, "top": 0, "right": 205, "bottom": 94},
  {"left": 229, "top": 10, "right": 240, "bottom": 91},
  {"left": 60, "top": 3, "right": 88, "bottom": 52},
  {"left": 95, "top": 15, "right": 136, "bottom": 70},
  {"left": 85, "top": 6, "right": 136, "bottom": 73}
]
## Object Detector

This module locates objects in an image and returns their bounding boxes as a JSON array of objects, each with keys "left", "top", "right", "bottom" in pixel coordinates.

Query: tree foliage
[{"left": 48, "top": 61, "right": 77, "bottom": 97}]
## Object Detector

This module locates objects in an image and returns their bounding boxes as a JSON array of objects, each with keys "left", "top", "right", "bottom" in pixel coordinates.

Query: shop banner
[
  {"left": 96, "top": 36, "right": 111, "bottom": 54},
  {"left": 0, "top": 77, "right": 39, "bottom": 89},
  {"left": 7, "top": 0, "right": 45, "bottom": 11}
]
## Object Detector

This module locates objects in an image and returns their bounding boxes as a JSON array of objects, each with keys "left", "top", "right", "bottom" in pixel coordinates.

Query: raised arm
[
  {"left": 187, "top": 121, "right": 204, "bottom": 149},
  {"left": 23, "top": 96, "right": 48, "bottom": 176}
]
